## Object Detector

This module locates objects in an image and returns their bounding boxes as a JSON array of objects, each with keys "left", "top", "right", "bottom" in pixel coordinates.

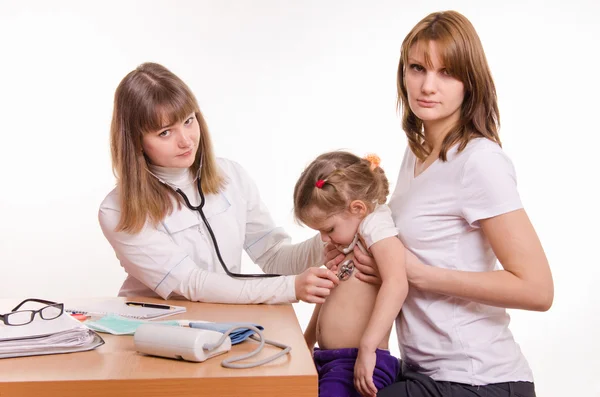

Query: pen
[{"left": 125, "top": 302, "right": 173, "bottom": 310}]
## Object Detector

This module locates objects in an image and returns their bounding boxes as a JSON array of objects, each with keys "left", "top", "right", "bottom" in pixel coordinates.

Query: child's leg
[
  {"left": 319, "top": 368, "right": 360, "bottom": 397},
  {"left": 372, "top": 349, "right": 401, "bottom": 390},
  {"left": 314, "top": 348, "right": 400, "bottom": 396},
  {"left": 314, "top": 348, "right": 361, "bottom": 397}
]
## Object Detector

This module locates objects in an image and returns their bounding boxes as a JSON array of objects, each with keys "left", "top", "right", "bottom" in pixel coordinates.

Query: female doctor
[{"left": 99, "top": 62, "right": 340, "bottom": 304}]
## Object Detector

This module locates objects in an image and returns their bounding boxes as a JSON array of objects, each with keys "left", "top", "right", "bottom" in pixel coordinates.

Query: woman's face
[
  {"left": 142, "top": 112, "right": 200, "bottom": 168},
  {"left": 404, "top": 41, "right": 465, "bottom": 129}
]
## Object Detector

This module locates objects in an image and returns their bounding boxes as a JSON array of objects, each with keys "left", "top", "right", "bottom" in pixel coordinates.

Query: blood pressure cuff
[{"left": 189, "top": 322, "right": 264, "bottom": 345}]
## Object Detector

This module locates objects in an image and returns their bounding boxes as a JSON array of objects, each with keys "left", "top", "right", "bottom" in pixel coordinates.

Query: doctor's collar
[{"left": 147, "top": 164, "right": 197, "bottom": 189}]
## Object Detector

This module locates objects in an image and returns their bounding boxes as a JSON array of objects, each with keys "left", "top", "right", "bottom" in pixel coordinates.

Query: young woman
[
  {"left": 99, "top": 62, "right": 339, "bottom": 304},
  {"left": 341, "top": 11, "right": 553, "bottom": 397}
]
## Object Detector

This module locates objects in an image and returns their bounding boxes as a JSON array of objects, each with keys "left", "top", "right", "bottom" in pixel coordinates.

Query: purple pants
[{"left": 314, "top": 348, "right": 400, "bottom": 397}]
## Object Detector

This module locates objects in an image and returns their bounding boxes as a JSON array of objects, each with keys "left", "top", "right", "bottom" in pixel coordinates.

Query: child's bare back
[{"left": 316, "top": 256, "right": 392, "bottom": 350}]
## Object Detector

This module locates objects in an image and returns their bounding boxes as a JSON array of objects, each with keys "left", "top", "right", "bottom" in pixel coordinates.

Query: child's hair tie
[
  {"left": 315, "top": 179, "right": 325, "bottom": 189},
  {"left": 364, "top": 154, "right": 381, "bottom": 171}
]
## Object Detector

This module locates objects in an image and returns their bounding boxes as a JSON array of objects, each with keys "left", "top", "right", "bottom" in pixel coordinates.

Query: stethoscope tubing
[{"left": 176, "top": 178, "right": 280, "bottom": 278}]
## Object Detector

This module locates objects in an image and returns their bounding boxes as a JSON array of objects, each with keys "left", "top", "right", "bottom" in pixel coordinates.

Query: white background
[{"left": 1, "top": 1, "right": 598, "bottom": 395}]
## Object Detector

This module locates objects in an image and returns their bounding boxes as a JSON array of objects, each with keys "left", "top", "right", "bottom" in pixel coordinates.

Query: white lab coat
[{"left": 99, "top": 158, "right": 323, "bottom": 304}]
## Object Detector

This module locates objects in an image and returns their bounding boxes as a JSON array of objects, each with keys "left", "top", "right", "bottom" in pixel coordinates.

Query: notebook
[
  {"left": 0, "top": 312, "right": 104, "bottom": 359},
  {"left": 66, "top": 300, "right": 186, "bottom": 320}
]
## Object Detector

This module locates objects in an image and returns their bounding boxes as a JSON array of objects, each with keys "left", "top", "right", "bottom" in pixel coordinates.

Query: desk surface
[{"left": 0, "top": 298, "right": 317, "bottom": 397}]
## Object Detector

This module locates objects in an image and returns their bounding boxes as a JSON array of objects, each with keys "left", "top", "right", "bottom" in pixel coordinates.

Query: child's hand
[{"left": 354, "top": 349, "right": 378, "bottom": 397}]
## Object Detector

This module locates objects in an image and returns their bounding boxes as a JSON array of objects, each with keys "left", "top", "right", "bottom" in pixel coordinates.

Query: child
[{"left": 293, "top": 151, "right": 409, "bottom": 397}]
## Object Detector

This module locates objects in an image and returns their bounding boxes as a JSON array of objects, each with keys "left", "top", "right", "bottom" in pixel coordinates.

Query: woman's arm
[
  {"left": 258, "top": 234, "right": 325, "bottom": 275},
  {"left": 411, "top": 148, "right": 554, "bottom": 311},
  {"left": 354, "top": 209, "right": 553, "bottom": 311},
  {"left": 229, "top": 160, "right": 325, "bottom": 275},
  {"left": 177, "top": 266, "right": 337, "bottom": 304},
  {"left": 410, "top": 209, "right": 553, "bottom": 311},
  {"left": 100, "top": 206, "right": 338, "bottom": 304}
]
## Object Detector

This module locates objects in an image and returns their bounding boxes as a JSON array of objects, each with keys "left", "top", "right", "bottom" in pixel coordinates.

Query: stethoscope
[
  {"left": 336, "top": 234, "right": 368, "bottom": 281},
  {"left": 176, "top": 177, "right": 280, "bottom": 278},
  {"left": 149, "top": 157, "right": 367, "bottom": 281},
  {"left": 148, "top": 158, "right": 279, "bottom": 279}
]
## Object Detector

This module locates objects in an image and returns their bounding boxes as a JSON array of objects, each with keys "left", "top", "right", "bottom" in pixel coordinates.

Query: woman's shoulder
[
  {"left": 99, "top": 187, "right": 120, "bottom": 212},
  {"left": 458, "top": 138, "right": 518, "bottom": 185},
  {"left": 466, "top": 137, "right": 502, "bottom": 152},
  {"left": 215, "top": 157, "right": 244, "bottom": 177},
  {"left": 215, "top": 157, "right": 257, "bottom": 190},
  {"left": 452, "top": 137, "right": 508, "bottom": 166},
  {"left": 462, "top": 137, "right": 504, "bottom": 156},
  {"left": 97, "top": 187, "right": 123, "bottom": 231}
]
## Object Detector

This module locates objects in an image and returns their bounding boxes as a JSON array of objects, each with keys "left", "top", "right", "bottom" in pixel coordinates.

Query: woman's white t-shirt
[{"left": 388, "top": 138, "right": 533, "bottom": 385}]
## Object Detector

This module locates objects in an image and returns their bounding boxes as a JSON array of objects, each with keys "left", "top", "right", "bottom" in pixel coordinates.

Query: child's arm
[
  {"left": 304, "top": 303, "right": 322, "bottom": 351},
  {"left": 354, "top": 236, "right": 408, "bottom": 397}
]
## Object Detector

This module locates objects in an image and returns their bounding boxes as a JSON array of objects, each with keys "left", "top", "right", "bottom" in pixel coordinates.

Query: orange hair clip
[{"left": 364, "top": 154, "right": 381, "bottom": 171}]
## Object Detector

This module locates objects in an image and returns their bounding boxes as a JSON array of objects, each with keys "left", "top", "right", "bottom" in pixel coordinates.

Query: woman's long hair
[
  {"left": 397, "top": 10, "right": 501, "bottom": 161},
  {"left": 110, "top": 62, "right": 224, "bottom": 233}
]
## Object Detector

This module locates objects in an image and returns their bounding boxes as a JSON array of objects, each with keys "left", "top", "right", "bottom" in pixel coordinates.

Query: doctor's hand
[
  {"left": 323, "top": 242, "right": 345, "bottom": 273},
  {"left": 295, "top": 267, "right": 339, "bottom": 304}
]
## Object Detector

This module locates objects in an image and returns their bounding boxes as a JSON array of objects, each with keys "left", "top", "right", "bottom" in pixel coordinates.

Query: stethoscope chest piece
[
  {"left": 337, "top": 259, "right": 355, "bottom": 281},
  {"left": 336, "top": 234, "right": 367, "bottom": 281}
]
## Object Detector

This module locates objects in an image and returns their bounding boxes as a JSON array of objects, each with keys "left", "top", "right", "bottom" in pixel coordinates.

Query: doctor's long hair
[
  {"left": 110, "top": 62, "right": 224, "bottom": 233},
  {"left": 397, "top": 10, "right": 501, "bottom": 162},
  {"left": 293, "top": 151, "right": 389, "bottom": 226}
]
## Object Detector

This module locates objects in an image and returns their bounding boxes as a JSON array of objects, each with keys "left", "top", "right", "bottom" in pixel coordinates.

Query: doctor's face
[{"left": 142, "top": 112, "right": 200, "bottom": 168}]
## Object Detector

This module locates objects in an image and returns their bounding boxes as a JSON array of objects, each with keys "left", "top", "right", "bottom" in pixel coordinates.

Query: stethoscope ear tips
[{"left": 340, "top": 234, "right": 360, "bottom": 254}]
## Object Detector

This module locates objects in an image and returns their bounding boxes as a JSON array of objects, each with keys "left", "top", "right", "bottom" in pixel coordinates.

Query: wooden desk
[{"left": 0, "top": 298, "right": 317, "bottom": 397}]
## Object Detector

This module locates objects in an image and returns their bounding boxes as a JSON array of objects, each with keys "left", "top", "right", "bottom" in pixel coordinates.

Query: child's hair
[
  {"left": 110, "top": 62, "right": 224, "bottom": 234},
  {"left": 293, "top": 151, "right": 389, "bottom": 225},
  {"left": 397, "top": 10, "right": 500, "bottom": 162}
]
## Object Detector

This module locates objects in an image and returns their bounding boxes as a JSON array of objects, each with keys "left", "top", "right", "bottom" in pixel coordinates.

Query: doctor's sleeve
[
  {"left": 231, "top": 162, "right": 323, "bottom": 275},
  {"left": 176, "top": 268, "right": 297, "bottom": 304},
  {"left": 99, "top": 206, "right": 297, "bottom": 304}
]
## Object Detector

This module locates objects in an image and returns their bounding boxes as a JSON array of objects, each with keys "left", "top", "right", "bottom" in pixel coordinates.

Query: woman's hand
[
  {"left": 323, "top": 242, "right": 345, "bottom": 272},
  {"left": 355, "top": 246, "right": 426, "bottom": 287},
  {"left": 353, "top": 246, "right": 381, "bottom": 285},
  {"left": 295, "top": 267, "right": 339, "bottom": 303},
  {"left": 354, "top": 349, "right": 378, "bottom": 397}
]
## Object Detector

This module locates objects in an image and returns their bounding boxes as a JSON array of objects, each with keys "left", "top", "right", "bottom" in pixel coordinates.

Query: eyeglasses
[{"left": 0, "top": 298, "right": 64, "bottom": 326}]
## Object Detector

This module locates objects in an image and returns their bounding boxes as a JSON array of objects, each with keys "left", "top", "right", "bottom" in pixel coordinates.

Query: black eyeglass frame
[{"left": 0, "top": 298, "right": 64, "bottom": 326}]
